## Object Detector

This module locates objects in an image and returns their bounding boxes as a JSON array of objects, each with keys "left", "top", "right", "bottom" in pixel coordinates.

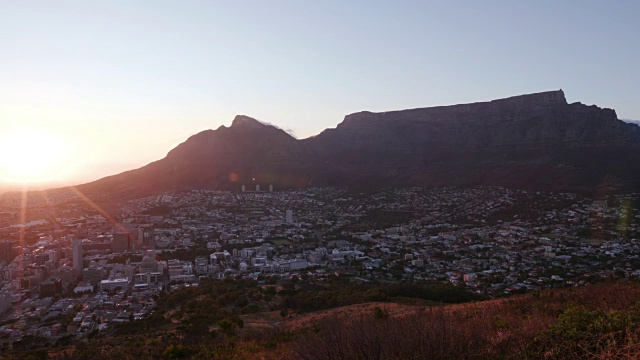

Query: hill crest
[{"left": 76, "top": 90, "right": 640, "bottom": 198}]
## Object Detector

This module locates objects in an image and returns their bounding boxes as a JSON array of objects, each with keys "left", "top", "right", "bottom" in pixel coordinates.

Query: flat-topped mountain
[{"left": 77, "top": 90, "right": 640, "bottom": 197}]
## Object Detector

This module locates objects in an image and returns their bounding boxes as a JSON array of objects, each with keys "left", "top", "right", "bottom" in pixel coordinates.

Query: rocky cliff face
[
  {"left": 77, "top": 91, "right": 640, "bottom": 197},
  {"left": 321, "top": 90, "right": 637, "bottom": 151}
]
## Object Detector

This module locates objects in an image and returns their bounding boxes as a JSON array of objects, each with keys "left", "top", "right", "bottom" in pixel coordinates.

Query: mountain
[{"left": 76, "top": 90, "right": 640, "bottom": 198}]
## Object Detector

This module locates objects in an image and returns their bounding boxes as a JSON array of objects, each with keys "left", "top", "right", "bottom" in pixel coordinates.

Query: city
[{"left": 0, "top": 185, "right": 638, "bottom": 351}]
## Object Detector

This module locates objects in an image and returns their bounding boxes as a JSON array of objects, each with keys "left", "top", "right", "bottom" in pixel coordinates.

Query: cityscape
[
  {"left": 0, "top": 184, "right": 638, "bottom": 352},
  {"left": 3, "top": 1, "right": 640, "bottom": 358}
]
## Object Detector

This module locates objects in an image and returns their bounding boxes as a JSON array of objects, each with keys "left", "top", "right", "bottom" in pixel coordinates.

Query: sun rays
[{"left": 0, "top": 128, "right": 70, "bottom": 185}]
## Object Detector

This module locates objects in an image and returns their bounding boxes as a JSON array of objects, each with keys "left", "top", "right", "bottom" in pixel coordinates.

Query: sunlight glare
[{"left": 0, "top": 129, "right": 69, "bottom": 184}]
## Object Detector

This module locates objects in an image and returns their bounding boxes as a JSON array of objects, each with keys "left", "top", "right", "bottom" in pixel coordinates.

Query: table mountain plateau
[{"left": 76, "top": 90, "right": 640, "bottom": 198}]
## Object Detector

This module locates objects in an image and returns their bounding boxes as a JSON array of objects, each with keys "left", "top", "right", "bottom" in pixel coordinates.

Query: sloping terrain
[
  {"left": 12, "top": 280, "right": 640, "bottom": 359},
  {"left": 76, "top": 90, "right": 640, "bottom": 198}
]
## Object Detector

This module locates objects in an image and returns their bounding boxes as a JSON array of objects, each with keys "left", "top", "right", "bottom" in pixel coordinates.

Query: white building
[
  {"left": 135, "top": 272, "right": 162, "bottom": 285},
  {"left": 100, "top": 278, "right": 129, "bottom": 292}
]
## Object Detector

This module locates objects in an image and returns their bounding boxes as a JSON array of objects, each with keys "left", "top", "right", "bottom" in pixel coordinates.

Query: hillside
[
  {"left": 76, "top": 90, "right": 640, "bottom": 198},
  {"left": 9, "top": 278, "right": 640, "bottom": 359}
]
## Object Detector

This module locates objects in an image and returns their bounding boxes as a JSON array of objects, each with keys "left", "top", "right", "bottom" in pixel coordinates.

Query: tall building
[
  {"left": 82, "top": 266, "right": 104, "bottom": 285},
  {"left": 269, "top": 184, "right": 273, "bottom": 192},
  {"left": 112, "top": 233, "right": 131, "bottom": 253},
  {"left": 0, "top": 241, "right": 14, "bottom": 263},
  {"left": 256, "top": 184, "right": 260, "bottom": 192},
  {"left": 139, "top": 251, "right": 160, "bottom": 274},
  {"left": 46, "top": 249, "right": 58, "bottom": 262},
  {"left": 72, "top": 240, "right": 83, "bottom": 280},
  {"left": 142, "top": 227, "right": 156, "bottom": 250},
  {"left": 138, "top": 228, "right": 145, "bottom": 247},
  {"left": 34, "top": 253, "right": 49, "bottom": 266},
  {"left": 286, "top": 209, "right": 293, "bottom": 224},
  {"left": 241, "top": 185, "right": 246, "bottom": 192}
]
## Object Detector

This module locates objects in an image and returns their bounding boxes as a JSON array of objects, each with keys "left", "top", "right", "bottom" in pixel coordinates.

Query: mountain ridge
[{"left": 75, "top": 90, "right": 640, "bottom": 198}]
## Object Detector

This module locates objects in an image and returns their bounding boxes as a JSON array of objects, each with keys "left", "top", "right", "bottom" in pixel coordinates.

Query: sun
[{"left": 0, "top": 128, "right": 69, "bottom": 184}]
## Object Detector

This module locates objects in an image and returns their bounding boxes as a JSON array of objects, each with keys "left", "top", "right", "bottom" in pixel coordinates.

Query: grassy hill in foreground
[{"left": 8, "top": 279, "right": 640, "bottom": 359}]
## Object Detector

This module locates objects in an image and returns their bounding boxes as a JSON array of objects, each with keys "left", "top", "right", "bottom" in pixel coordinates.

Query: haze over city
[{"left": 1, "top": 1, "right": 640, "bottom": 191}]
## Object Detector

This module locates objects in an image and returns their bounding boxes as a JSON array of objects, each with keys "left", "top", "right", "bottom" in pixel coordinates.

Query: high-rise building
[
  {"left": 286, "top": 209, "right": 293, "bottom": 224},
  {"left": 139, "top": 251, "right": 159, "bottom": 273},
  {"left": 0, "top": 241, "right": 15, "bottom": 263},
  {"left": 72, "top": 240, "right": 83, "bottom": 280},
  {"left": 142, "top": 227, "right": 156, "bottom": 250},
  {"left": 256, "top": 184, "right": 260, "bottom": 192},
  {"left": 40, "top": 277, "right": 62, "bottom": 297},
  {"left": 35, "top": 253, "right": 49, "bottom": 266},
  {"left": 47, "top": 249, "right": 58, "bottom": 263},
  {"left": 82, "top": 266, "right": 104, "bottom": 285},
  {"left": 269, "top": 184, "right": 273, "bottom": 192},
  {"left": 241, "top": 185, "right": 246, "bottom": 192},
  {"left": 112, "top": 233, "right": 131, "bottom": 253},
  {"left": 138, "top": 228, "right": 145, "bottom": 246}
]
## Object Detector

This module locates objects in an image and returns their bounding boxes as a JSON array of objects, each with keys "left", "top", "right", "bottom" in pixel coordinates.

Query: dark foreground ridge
[{"left": 77, "top": 90, "right": 640, "bottom": 197}]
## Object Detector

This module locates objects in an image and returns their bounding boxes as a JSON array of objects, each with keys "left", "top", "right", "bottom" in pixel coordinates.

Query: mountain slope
[
  {"left": 77, "top": 115, "right": 310, "bottom": 197},
  {"left": 77, "top": 90, "right": 640, "bottom": 198}
]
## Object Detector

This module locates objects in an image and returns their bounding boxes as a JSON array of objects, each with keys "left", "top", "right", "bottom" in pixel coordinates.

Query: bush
[
  {"left": 162, "top": 344, "right": 193, "bottom": 359},
  {"left": 529, "top": 303, "right": 640, "bottom": 358}
]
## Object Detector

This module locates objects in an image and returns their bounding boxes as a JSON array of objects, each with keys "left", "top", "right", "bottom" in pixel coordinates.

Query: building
[
  {"left": 264, "top": 259, "right": 309, "bottom": 273},
  {"left": 167, "top": 259, "right": 194, "bottom": 282},
  {"left": 210, "top": 251, "right": 231, "bottom": 265},
  {"left": 135, "top": 272, "right": 162, "bottom": 285},
  {"left": 35, "top": 253, "right": 49, "bottom": 266},
  {"left": 73, "top": 283, "right": 94, "bottom": 294},
  {"left": 139, "top": 252, "right": 160, "bottom": 273},
  {"left": 72, "top": 240, "right": 83, "bottom": 280},
  {"left": 99, "top": 278, "right": 129, "bottom": 292},
  {"left": 81, "top": 241, "right": 111, "bottom": 253},
  {"left": 112, "top": 233, "right": 131, "bottom": 253},
  {"left": 0, "top": 240, "right": 15, "bottom": 263},
  {"left": 286, "top": 209, "right": 293, "bottom": 224},
  {"left": 82, "top": 267, "right": 105, "bottom": 285},
  {"left": 142, "top": 227, "right": 156, "bottom": 249},
  {"left": 194, "top": 256, "right": 209, "bottom": 275},
  {"left": 40, "top": 278, "right": 62, "bottom": 297},
  {"left": 138, "top": 228, "right": 145, "bottom": 247},
  {"left": 54, "top": 266, "right": 75, "bottom": 285},
  {"left": 46, "top": 249, "right": 58, "bottom": 263},
  {"left": 0, "top": 292, "right": 12, "bottom": 315}
]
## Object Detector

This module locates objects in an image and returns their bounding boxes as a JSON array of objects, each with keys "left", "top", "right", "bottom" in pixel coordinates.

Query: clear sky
[{"left": 1, "top": 1, "right": 639, "bottom": 191}]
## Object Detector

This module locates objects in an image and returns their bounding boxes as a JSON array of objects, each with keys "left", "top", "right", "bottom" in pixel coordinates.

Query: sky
[{"left": 1, "top": 1, "right": 639, "bottom": 191}]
